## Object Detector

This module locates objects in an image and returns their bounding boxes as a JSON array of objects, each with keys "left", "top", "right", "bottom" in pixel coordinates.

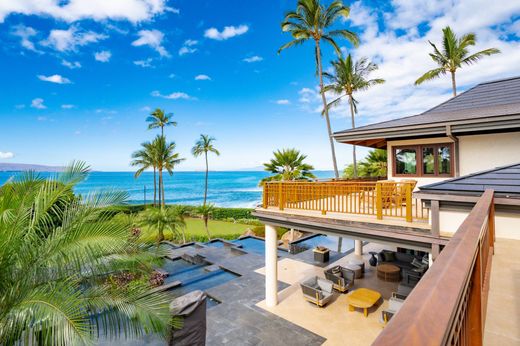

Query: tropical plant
[
  {"left": 192, "top": 135, "right": 220, "bottom": 206},
  {"left": 139, "top": 207, "right": 186, "bottom": 244},
  {"left": 196, "top": 203, "right": 215, "bottom": 241},
  {"left": 0, "top": 162, "right": 175, "bottom": 345},
  {"left": 279, "top": 0, "right": 359, "bottom": 178},
  {"left": 260, "top": 148, "right": 316, "bottom": 185},
  {"left": 324, "top": 54, "right": 385, "bottom": 177},
  {"left": 343, "top": 149, "right": 387, "bottom": 178},
  {"left": 415, "top": 26, "right": 500, "bottom": 96},
  {"left": 131, "top": 140, "right": 159, "bottom": 206},
  {"left": 152, "top": 135, "right": 185, "bottom": 207},
  {"left": 146, "top": 108, "right": 177, "bottom": 137}
]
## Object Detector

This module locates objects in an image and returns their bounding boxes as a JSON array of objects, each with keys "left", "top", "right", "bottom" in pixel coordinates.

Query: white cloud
[
  {"left": 31, "top": 98, "right": 46, "bottom": 109},
  {"left": 140, "top": 106, "right": 151, "bottom": 111},
  {"left": 61, "top": 104, "right": 75, "bottom": 109},
  {"left": 94, "top": 50, "right": 111, "bottom": 62},
  {"left": 133, "top": 58, "right": 154, "bottom": 68},
  {"left": 151, "top": 90, "right": 192, "bottom": 100},
  {"left": 37, "top": 74, "right": 71, "bottom": 84},
  {"left": 61, "top": 60, "right": 81, "bottom": 69},
  {"left": 42, "top": 26, "right": 107, "bottom": 52},
  {"left": 12, "top": 24, "right": 38, "bottom": 51},
  {"left": 296, "top": 1, "right": 520, "bottom": 128},
  {"left": 178, "top": 39, "right": 198, "bottom": 56},
  {"left": 195, "top": 74, "right": 211, "bottom": 81},
  {"left": 204, "top": 24, "right": 249, "bottom": 40},
  {"left": 132, "top": 29, "right": 168, "bottom": 57},
  {"left": 168, "top": 73, "right": 176, "bottom": 78},
  {"left": 37, "top": 116, "right": 47, "bottom": 121},
  {"left": 0, "top": 0, "right": 172, "bottom": 23},
  {"left": 276, "top": 99, "right": 290, "bottom": 105},
  {"left": 243, "top": 55, "right": 263, "bottom": 63},
  {"left": 0, "top": 152, "right": 14, "bottom": 159}
]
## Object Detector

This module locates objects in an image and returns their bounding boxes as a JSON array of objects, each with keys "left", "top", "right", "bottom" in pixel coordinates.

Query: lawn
[{"left": 139, "top": 217, "right": 254, "bottom": 243}]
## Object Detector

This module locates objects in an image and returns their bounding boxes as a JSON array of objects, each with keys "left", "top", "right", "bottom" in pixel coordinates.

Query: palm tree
[
  {"left": 279, "top": 0, "right": 359, "bottom": 178},
  {"left": 196, "top": 203, "right": 215, "bottom": 241},
  {"left": 260, "top": 148, "right": 316, "bottom": 185},
  {"left": 147, "top": 108, "right": 177, "bottom": 137},
  {"left": 192, "top": 135, "right": 220, "bottom": 206},
  {"left": 324, "top": 54, "right": 385, "bottom": 177},
  {"left": 131, "top": 141, "right": 158, "bottom": 206},
  {"left": 415, "top": 26, "right": 500, "bottom": 96},
  {"left": 0, "top": 162, "right": 174, "bottom": 345},
  {"left": 343, "top": 148, "right": 387, "bottom": 178},
  {"left": 139, "top": 207, "right": 186, "bottom": 244},
  {"left": 152, "top": 135, "right": 185, "bottom": 207}
]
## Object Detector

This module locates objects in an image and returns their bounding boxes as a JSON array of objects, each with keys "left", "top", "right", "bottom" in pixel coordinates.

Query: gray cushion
[{"left": 384, "top": 251, "right": 396, "bottom": 262}]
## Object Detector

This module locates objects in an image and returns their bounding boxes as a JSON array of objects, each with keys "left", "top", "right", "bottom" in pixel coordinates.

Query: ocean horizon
[{"left": 0, "top": 170, "right": 335, "bottom": 208}]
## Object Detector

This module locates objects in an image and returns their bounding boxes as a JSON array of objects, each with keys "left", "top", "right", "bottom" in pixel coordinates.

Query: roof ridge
[
  {"left": 476, "top": 75, "right": 520, "bottom": 86},
  {"left": 423, "top": 83, "right": 481, "bottom": 114}
]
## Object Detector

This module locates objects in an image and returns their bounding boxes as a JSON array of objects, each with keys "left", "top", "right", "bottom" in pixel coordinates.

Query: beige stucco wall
[
  {"left": 439, "top": 209, "right": 520, "bottom": 240},
  {"left": 458, "top": 132, "right": 520, "bottom": 176}
]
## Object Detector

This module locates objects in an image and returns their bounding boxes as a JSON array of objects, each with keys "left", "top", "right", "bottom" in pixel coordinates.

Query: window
[
  {"left": 395, "top": 148, "right": 417, "bottom": 175},
  {"left": 393, "top": 143, "right": 453, "bottom": 177}
]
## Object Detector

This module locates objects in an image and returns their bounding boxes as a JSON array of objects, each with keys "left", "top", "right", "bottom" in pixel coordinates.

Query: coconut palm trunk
[
  {"left": 451, "top": 71, "right": 457, "bottom": 97},
  {"left": 153, "top": 166, "right": 157, "bottom": 206},
  {"left": 203, "top": 152, "right": 209, "bottom": 206},
  {"left": 203, "top": 215, "right": 211, "bottom": 241},
  {"left": 348, "top": 94, "right": 358, "bottom": 178},
  {"left": 315, "top": 40, "right": 339, "bottom": 179}
]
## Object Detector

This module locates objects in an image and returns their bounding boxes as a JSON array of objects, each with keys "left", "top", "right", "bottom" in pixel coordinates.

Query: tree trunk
[
  {"left": 451, "top": 71, "right": 457, "bottom": 97},
  {"left": 315, "top": 40, "right": 339, "bottom": 179},
  {"left": 348, "top": 95, "right": 358, "bottom": 178},
  {"left": 204, "top": 216, "right": 211, "bottom": 241},
  {"left": 158, "top": 169, "right": 163, "bottom": 207},
  {"left": 153, "top": 166, "right": 157, "bottom": 207},
  {"left": 157, "top": 226, "right": 164, "bottom": 244},
  {"left": 204, "top": 152, "right": 209, "bottom": 206}
]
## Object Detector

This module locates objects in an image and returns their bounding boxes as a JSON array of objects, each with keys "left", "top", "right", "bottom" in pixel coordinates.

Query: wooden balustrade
[
  {"left": 262, "top": 180, "right": 428, "bottom": 223},
  {"left": 373, "top": 189, "right": 495, "bottom": 346}
]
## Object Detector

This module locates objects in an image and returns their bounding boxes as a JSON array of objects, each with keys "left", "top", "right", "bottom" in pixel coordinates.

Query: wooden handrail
[
  {"left": 373, "top": 189, "right": 495, "bottom": 346},
  {"left": 261, "top": 180, "right": 428, "bottom": 222}
]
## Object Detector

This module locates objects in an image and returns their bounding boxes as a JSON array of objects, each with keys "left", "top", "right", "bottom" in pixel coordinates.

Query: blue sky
[{"left": 0, "top": 0, "right": 519, "bottom": 171}]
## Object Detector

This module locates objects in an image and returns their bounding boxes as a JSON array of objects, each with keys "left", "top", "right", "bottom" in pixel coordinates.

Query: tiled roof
[
  {"left": 419, "top": 163, "right": 520, "bottom": 198},
  {"left": 334, "top": 76, "right": 520, "bottom": 135}
]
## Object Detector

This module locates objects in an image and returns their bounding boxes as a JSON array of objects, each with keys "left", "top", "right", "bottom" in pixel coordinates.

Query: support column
[
  {"left": 355, "top": 239, "right": 363, "bottom": 256},
  {"left": 265, "top": 224, "right": 278, "bottom": 307}
]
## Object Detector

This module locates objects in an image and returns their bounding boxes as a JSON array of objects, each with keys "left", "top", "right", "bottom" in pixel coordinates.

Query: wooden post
[
  {"left": 376, "top": 182, "right": 382, "bottom": 220},
  {"left": 262, "top": 183, "right": 267, "bottom": 208},
  {"left": 468, "top": 249, "right": 483, "bottom": 345},
  {"left": 405, "top": 183, "right": 412, "bottom": 222},
  {"left": 278, "top": 182, "right": 284, "bottom": 211}
]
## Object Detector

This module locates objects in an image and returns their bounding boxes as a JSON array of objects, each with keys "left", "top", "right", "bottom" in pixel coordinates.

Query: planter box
[{"left": 313, "top": 248, "right": 330, "bottom": 263}]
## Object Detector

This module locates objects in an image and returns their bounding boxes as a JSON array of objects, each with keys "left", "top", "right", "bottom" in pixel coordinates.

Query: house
[
  {"left": 253, "top": 76, "right": 520, "bottom": 345},
  {"left": 334, "top": 76, "right": 520, "bottom": 187}
]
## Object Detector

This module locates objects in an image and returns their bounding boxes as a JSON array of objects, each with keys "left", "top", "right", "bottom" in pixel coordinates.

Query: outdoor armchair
[
  {"left": 300, "top": 276, "right": 334, "bottom": 307},
  {"left": 324, "top": 266, "right": 355, "bottom": 293}
]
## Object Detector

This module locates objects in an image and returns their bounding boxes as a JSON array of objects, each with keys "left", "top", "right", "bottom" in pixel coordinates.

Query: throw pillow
[
  {"left": 384, "top": 251, "right": 396, "bottom": 262},
  {"left": 332, "top": 266, "right": 342, "bottom": 277},
  {"left": 411, "top": 258, "right": 423, "bottom": 268}
]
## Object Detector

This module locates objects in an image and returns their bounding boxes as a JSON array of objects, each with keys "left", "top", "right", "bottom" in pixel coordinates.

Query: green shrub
[{"left": 187, "top": 233, "right": 242, "bottom": 243}]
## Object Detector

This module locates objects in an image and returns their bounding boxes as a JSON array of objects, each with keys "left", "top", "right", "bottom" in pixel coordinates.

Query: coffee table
[
  {"left": 347, "top": 288, "right": 381, "bottom": 317},
  {"left": 377, "top": 264, "right": 400, "bottom": 282}
]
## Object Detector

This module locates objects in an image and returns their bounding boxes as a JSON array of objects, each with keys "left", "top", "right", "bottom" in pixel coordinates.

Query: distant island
[{"left": 0, "top": 163, "right": 64, "bottom": 172}]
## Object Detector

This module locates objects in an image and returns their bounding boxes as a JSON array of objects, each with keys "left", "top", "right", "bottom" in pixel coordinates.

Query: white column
[
  {"left": 265, "top": 224, "right": 278, "bottom": 307},
  {"left": 355, "top": 239, "right": 363, "bottom": 256}
]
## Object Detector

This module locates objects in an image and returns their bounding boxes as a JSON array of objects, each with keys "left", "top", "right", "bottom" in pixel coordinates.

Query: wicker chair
[
  {"left": 300, "top": 276, "right": 334, "bottom": 307},
  {"left": 324, "top": 266, "right": 355, "bottom": 293}
]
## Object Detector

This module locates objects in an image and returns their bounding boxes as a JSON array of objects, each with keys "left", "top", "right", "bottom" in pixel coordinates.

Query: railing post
[
  {"left": 406, "top": 183, "right": 412, "bottom": 222},
  {"left": 278, "top": 182, "right": 284, "bottom": 211},
  {"left": 376, "top": 182, "right": 382, "bottom": 220},
  {"left": 262, "top": 183, "right": 268, "bottom": 208}
]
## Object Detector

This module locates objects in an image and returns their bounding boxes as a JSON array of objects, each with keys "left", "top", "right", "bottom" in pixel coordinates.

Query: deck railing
[
  {"left": 262, "top": 180, "right": 429, "bottom": 222},
  {"left": 373, "top": 189, "right": 495, "bottom": 346}
]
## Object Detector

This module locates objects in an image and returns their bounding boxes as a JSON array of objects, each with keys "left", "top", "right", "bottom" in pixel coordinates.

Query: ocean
[{"left": 0, "top": 170, "right": 334, "bottom": 208}]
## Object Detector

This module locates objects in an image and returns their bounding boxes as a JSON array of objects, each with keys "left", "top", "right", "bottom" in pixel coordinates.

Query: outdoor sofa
[
  {"left": 324, "top": 265, "right": 355, "bottom": 293},
  {"left": 377, "top": 250, "right": 428, "bottom": 287},
  {"left": 300, "top": 276, "right": 334, "bottom": 307}
]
